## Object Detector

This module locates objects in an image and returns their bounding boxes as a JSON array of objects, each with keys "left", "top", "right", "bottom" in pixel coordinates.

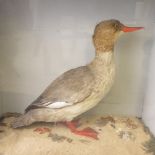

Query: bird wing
[{"left": 25, "top": 66, "right": 94, "bottom": 112}]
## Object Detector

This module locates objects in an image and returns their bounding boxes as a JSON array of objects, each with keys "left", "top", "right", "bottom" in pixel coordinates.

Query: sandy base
[{"left": 0, "top": 114, "right": 154, "bottom": 155}]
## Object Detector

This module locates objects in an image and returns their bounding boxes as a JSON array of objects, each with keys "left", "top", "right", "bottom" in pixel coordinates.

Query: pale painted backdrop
[{"left": 0, "top": 0, "right": 155, "bottom": 134}]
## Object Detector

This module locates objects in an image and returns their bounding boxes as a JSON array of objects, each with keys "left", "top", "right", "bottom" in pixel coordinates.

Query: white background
[{"left": 0, "top": 0, "right": 155, "bottom": 134}]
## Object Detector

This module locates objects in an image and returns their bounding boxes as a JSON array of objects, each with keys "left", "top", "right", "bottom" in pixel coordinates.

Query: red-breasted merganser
[{"left": 12, "top": 19, "right": 143, "bottom": 139}]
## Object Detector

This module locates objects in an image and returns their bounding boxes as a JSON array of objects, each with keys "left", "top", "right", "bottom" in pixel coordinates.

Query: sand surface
[{"left": 0, "top": 114, "right": 154, "bottom": 155}]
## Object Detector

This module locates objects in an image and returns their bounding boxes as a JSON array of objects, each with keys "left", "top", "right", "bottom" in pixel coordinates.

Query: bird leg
[{"left": 65, "top": 121, "right": 98, "bottom": 140}]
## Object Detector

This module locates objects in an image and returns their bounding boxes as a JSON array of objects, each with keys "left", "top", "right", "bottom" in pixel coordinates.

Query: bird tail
[
  {"left": 0, "top": 112, "right": 21, "bottom": 122},
  {"left": 11, "top": 114, "right": 32, "bottom": 128}
]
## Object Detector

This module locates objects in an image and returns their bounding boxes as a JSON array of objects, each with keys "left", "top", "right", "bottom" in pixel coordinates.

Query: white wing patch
[{"left": 47, "top": 101, "right": 73, "bottom": 109}]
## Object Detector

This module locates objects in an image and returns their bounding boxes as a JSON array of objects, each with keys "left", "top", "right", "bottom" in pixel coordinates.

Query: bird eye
[{"left": 112, "top": 23, "right": 121, "bottom": 32}]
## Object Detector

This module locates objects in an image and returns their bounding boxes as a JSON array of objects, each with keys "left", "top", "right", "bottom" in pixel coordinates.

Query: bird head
[{"left": 93, "top": 19, "right": 144, "bottom": 52}]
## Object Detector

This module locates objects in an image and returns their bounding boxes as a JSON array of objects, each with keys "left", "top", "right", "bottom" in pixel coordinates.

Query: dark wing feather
[{"left": 25, "top": 66, "right": 94, "bottom": 112}]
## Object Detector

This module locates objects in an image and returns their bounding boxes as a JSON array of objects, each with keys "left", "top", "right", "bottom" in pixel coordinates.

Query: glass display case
[{"left": 0, "top": 0, "right": 155, "bottom": 154}]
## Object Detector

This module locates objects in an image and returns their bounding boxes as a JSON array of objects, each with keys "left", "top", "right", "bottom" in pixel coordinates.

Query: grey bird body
[
  {"left": 12, "top": 53, "right": 115, "bottom": 128},
  {"left": 12, "top": 19, "right": 143, "bottom": 128}
]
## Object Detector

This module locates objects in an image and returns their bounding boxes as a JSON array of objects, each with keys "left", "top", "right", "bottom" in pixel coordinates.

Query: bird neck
[
  {"left": 88, "top": 51, "right": 115, "bottom": 74},
  {"left": 90, "top": 51, "right": 114, "bottom": 66},
  {"left": 95, "top": 43, "right": 114, "bottom": 53}
]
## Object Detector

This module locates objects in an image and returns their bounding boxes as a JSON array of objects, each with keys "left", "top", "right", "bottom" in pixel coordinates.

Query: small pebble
[
  {"left": 0, "top": 123, "right": 7, "bottom": 126},
  {"left": 49, "top": 133, "right": 66, "bottom": 142},
  {"left": 110, "top": 123, "right": 116, "bottom": 129},
  {"left": 66, "top": 138, "right": 73, "bottom": 143},
  {"left": 123, "top": 119, "right": 138, "bottom": 129},
  {"left": 48, "top": 133, "right": 73, "bottom": 143},
  {"left": 118, "top": 131, "right": 135, "bottom": 141},
  {"left": 143, "top": 137, "right": 155, "bottom": 154},
  {"left": 95, "top": 116, "right": 115, "bottom": 127},
  {"left": 79, "top": 139, "right": 90, "bottom": 144}
]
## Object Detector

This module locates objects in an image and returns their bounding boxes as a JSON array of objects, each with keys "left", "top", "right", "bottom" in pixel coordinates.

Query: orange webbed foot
[{"left": 65, "top": 121, "right": 98, "bottom": 140}]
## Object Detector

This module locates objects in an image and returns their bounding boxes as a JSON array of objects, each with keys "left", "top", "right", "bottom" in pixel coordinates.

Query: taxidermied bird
[{"left": 12, "top": 19, "right": 143, "bottom": 139}]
